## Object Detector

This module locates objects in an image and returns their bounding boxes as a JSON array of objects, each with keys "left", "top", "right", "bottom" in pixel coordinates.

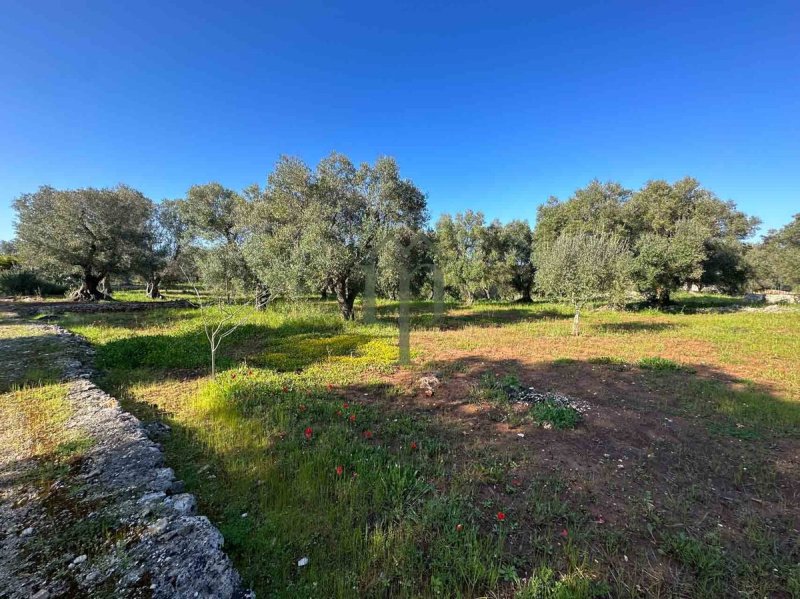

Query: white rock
[{"left": 297, "top": 557, "right": 309, "bottom": 567}]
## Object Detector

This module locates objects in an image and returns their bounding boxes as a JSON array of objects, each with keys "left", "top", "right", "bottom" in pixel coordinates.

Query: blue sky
[{"left": 1, "top": 1, "right": 798, "bottom": 242}]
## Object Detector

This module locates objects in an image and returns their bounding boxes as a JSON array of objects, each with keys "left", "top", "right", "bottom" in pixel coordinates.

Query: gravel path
[{"left": 0, "top": 312, "right": 250, "bottom": 598}]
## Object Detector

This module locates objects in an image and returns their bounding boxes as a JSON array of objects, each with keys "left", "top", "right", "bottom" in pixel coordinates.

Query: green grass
[
  {"left": 662, "top": 532, "right": 728, "bottom": 597},
  {"left": 637, "top": 356, "right": 684, "bottom": 371},
  {"left": 47, "top": 293, "right": 800, "bottom": 597},
  {"left": 472, "top": 372, "right": 582, "bottom": 429},
  {"left": 173, "top": 374, "right": 507, "bottom": 596},
  {"left": 58, "top": 302, "right": 514, "bottom": 596},
  {"left": 528, "top": 400, "right": 582, "bottom": 430}
]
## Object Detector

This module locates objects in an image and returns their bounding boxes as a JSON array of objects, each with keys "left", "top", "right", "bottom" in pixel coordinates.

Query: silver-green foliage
[
  {"left": 13, "top": 185, "right": 153, "bottom": 299},
  {"left": 243, "top": 152, "right": 427, "bottom": 319},
  {"left": 534, "top": 233, "right": 631, "bottom": 334}
]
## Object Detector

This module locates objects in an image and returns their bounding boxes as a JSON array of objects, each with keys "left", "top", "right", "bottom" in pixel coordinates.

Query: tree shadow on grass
[
  {"left": 374, "top": 300, "right": 571, "bottom": 330},
  {"left": 594, "top": 321, "right": 683, "bottom": 334},
  {"left": 88, "top": 318, "right": 387, "bottom": 378},
  {"left": 626, "top": 293, "right": 758, "bottom": 314},
  {"left": 0, "top": 318, "right": 74, "bottom": 392}
]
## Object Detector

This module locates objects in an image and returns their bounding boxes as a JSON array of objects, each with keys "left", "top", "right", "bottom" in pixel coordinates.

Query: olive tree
[
  {"left": 244, "top": 152, "right": 427, "bottom": 320},
  {"left": 630, "top": 219, "right": 708, "bottom": 304},
  {"left": 13, "top": 185, "right": 153, "bottom": 300},
  {"left": 136, "top": 199, "right": 189, "bottom": 298},
  {"left": 534, "top": 233, "right": 631, "bottom": 335},
  {"left": 181, "top": 182, "right": 253, "bottom": 300},
  {"left": 624, "top": 178, "right": 758, "bottom": 300},
  {"left": 503, "top": 220, "right": 535, "bottom": 302},
  {"left": 533, "top": 181, "right": 630, "bottom": 246},
  {"left": 747, "top": 214, "right": 800, "bottom": 291},
  {"left": 434, "top": 211, "right": 489, "bottom": 303}
]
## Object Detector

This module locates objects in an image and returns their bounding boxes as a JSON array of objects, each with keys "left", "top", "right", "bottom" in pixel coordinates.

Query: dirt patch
[{"left": 342, "top": 351, "right": 800, "bottom": 595}]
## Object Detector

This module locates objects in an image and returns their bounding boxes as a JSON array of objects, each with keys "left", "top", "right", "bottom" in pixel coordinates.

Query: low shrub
[
  {"left": 473, "top": 372, "right": 521, "bottom": 403},
  {"left": 0, "top": 254, "right": 18, "bottom": 271},
  {"left": 0, "top": 269, "right": 67, "bottom": 296}
]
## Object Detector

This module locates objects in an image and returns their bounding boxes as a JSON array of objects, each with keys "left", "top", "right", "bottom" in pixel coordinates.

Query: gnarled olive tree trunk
[
  {"left": 71, "top": 272, "right": 110, "bottom": 301},
  {"left": 145, "top": 276, "right": 163, "bottom": 299},
  {"left": 334, "top": 279, "right": 357, "bottom": 320},
  {"left": 518, "top": 282, "right": 533, "bottom": 303},
  {"left": 255, "top": 283, "right": 270, "bottom": 311}
]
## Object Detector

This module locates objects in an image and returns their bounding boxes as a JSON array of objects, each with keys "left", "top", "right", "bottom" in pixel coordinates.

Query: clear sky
[{"left": 1, "top": 1, "right": 798, "bottom": 242}]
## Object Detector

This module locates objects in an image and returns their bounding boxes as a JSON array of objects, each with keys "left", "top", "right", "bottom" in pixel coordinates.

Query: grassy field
[{"left": 50, "top": 295, "right": 800, "bottom": 597}]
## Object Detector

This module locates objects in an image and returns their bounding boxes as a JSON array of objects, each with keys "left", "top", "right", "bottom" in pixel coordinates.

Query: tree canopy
[
  {"left": 243, "top": 152, "right": 427, "bottom": 319},
  {"left": 534, "top": 177, "right": 759, "bottom": 303},
  {"left": 13, "top": 185, "right": 153, "bottom": 299},
  {"left": 8, "top": 167, "right": 780, "bottom": 310},
  {"left": 534, "top": 233, "right": 631, "bottom": 334}
]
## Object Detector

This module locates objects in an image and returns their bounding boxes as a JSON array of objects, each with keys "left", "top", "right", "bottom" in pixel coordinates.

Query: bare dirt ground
[{"left": 343, "top": 346, "right": 800, "bottom": 595}]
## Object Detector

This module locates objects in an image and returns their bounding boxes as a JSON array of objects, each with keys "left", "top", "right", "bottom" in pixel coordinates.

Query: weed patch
[
  {"left": 638, "top": 356, "right": 684, "bottom": 371},
  {"left": 529, "top": 400, "right": 582, "bottom": 429}
]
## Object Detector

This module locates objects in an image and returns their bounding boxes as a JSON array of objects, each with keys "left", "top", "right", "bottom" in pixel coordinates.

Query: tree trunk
[
  {"left": 335, "top": 280, "right": 356, "bottom": 321},
  {"left": 255, "top": 283, "right": 270, "bottom": 310},
  {"left": 71, "top": 273, "right": 108, "bottom": 301},
  {"left": 146, "top": 276, "right": 163, "bottom": 299},
  {"left": 465, "top": 289, "right": 473, "bottom": 305},
  {"left": 518, "top": 283, "right": 533, "bottom": 303},
  {"left": 99, "top": 276, "right": 113, "bottom": 296},
  {"left": 657, "top": 288, "right": 671, "bottom": 306},
  {"left": 572, "top": 309, "right": 581, "bottom": 336}
]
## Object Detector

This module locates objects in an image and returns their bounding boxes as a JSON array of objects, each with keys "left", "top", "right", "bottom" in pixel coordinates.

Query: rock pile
[{"left": 508, "top": 387, "right": 591, "bottom": 415}]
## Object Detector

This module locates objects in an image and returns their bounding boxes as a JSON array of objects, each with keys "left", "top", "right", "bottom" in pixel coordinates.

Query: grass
[
  {"left": 637, "top": 356, "right": 684, "bottom": 370},
  {"left": 0, "top": 320, "right": 65, "bottom": 391},
  {"left": 176, "top": 374, "right": 506, "bottom": 596},
  {"left": 528, "top": 400, "right": 582, "bottom": 430},
  {"left": 40, "top": 293, "right": 800, "bottom": 596},
  {"left": 0, "top": 382, "right": 89, "bottom": 465}
]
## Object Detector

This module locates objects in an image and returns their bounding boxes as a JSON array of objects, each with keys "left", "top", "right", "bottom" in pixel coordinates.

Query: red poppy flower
[
  {"left": 362, "top": 430, "right": 373, "bottom": 439},
  {"left": 456, "top": 524, "right": 463, "bottom": 532},
  {"left": 304, "top": 427, "right": 313, "bottom": 440},
  {"left": 496, "top": 512, "right": 506, "bottom": 521},
  {"left": 326, "top": 383, "right": 333, "bottom": 391},
  {"left": 343, "top": 402, "right": 349, "bottom": 409},
  {"left": 335, "top": 465, "right": 343, "bottom": 476},
  {"left": 349, "top": 414, "right": 356, "bottom": 422},
  {"left": 410, "top": 441, "right": 418, "bottom": 450},
  {"left": 559, "top": 528, "right": 569, "bottom": 538}
]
